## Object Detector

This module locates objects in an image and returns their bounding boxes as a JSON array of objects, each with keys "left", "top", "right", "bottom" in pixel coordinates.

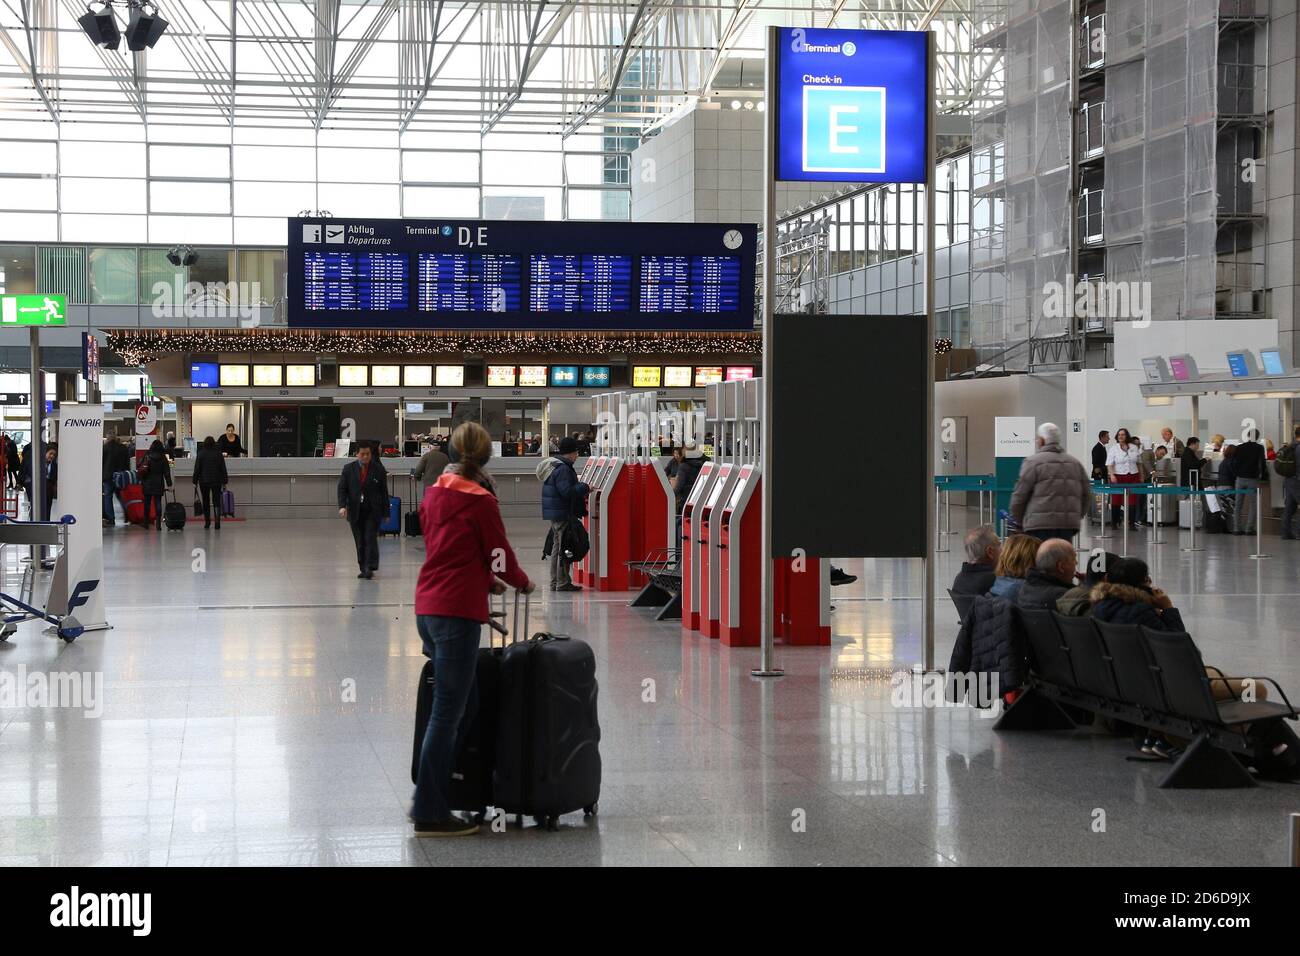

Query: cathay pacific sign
[{"left": 775, "top": 28, "right": 929, "bottom": 184}]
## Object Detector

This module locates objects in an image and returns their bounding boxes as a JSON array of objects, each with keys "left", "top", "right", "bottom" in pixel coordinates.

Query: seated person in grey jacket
[{"left": 1016, "top": 538, "right": 1076, "bottom": 610}]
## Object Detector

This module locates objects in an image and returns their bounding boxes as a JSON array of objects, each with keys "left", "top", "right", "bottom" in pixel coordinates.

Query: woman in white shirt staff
[{"left": 1107, "top": 427, "right": 1144, "bottom": 530}]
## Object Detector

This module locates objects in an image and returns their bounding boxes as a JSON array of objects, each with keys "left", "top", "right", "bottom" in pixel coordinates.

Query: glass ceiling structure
[{"left": 0, "top": 1, "right": 987, "bottom": 135}]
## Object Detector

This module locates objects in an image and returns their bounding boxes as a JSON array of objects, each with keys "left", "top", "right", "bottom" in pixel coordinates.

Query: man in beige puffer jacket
[{"left": 1009, "top": 422, "right": 1093, "bottom": 541}]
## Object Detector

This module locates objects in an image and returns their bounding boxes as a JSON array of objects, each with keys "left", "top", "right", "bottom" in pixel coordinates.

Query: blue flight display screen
[
  {"left": 302, "top": 251, "right": 408, "bottom": 311},
  {"left": 529, "top": 255, "right": 632, "bottom": 313},
  {"left": 1261, "top": 349, "right": 1285, "bottom": 376},
  {"left": 417, "top": 253, "right": 522, "bottom": 312},
  {"left": 1227, "top": 352, "right": 1250, "bottom": 378},
  {"left": 288, "top": 218, "right": 757, "bottom": 331},
  {"left": 190, "top": 362, "right": 219, "bottom": 388}
]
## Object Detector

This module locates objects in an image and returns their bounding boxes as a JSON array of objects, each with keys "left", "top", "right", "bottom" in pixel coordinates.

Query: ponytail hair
[{"left": 450, "top": 422, "right": 492, "bottom": 488}]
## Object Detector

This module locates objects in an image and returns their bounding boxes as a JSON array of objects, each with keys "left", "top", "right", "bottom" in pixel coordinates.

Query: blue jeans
[
  {"left": 103, "top": 480, "right": 115, "bottom": 523},
  {"left": 411, "top": 614, "right": 482, "bottom": 822}
]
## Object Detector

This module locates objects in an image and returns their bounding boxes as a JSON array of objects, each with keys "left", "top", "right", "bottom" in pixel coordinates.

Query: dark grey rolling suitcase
[
  {"left": 494, "top": 624, "right": 601, "bottom": 831},
  {"left": 409, "top": 590, "right": 518, "bottom": 817}
]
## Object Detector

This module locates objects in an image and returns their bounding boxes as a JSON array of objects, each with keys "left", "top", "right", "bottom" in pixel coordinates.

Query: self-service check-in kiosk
[
  {"left": 581, "top": 391, "right": 634, "bottom": 592},
  {"left": 681, "top": 384, "right": 721, "bottom": 633},
  {"left": 698, "top": 380, "right": 743, "bottom": 639},
  {"left": 720, "top": 379, "right": 762, "bottom": 647},
  {"left": 632, "top": 391, "right": 674, "bottom": 589},
  {"left": 572, "top": 452, "right": 604, "bottom": 587}
]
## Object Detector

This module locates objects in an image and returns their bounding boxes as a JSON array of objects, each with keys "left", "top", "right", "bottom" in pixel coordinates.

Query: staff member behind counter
[{"left": 217, "top": 423, "right": 246, "bottom": 458}]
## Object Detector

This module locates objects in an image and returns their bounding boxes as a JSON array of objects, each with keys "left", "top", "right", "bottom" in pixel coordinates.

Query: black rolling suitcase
[
  {"left": 409, "top": 590, "right": 520, "bottom": 816},
  {"left": 164, "top": 489, "right": 187, "bottom": 531},
  {"left": 494, "top": 619, "right": 601, "bottom": 830}
]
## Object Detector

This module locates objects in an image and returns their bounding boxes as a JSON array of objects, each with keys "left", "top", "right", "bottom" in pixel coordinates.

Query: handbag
[{"left": 193, "top": 486, "right": 204, "bottom": 517}]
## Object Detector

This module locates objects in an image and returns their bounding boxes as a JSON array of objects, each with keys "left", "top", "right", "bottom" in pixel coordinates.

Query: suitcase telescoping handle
[{"left": 486, "top": 585, "right": 529, "bottom": 646}]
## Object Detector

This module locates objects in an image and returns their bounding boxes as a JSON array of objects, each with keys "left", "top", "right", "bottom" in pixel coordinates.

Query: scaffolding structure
[{"left": 971, "top": 0, "right": 1270, "bottom": 374}]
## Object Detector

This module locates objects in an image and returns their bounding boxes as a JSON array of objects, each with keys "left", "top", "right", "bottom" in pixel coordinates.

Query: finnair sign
[{"left": 775, "top": 27, "right": 929, "bottom": 184}]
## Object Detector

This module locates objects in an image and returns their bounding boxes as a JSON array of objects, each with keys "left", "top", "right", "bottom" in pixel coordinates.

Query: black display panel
[
  {"left": 287, "top": 217, "right": 756, "bottom": 330},
  {"left": 771, "top": 314, "right": 927, "bottom": 559}
]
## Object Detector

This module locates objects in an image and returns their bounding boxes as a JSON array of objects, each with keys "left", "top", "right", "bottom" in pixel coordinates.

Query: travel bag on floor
[
  {"left": 404, "top": 502, "right": 422, "bottom": 537},
  {"left": 493, "top": 614, "right": 601, "bottom": 830},
  {"left": 164, "top": 489, "right": 187, "bottom": 531},
  {"left": 221, "top": 488, "right": 235, "bottom": 517},
  {"left": 380, "top": 495, "right": 401, "bottom": 536},
  {"left": 122, "top": 483, "right": 146, "bottom": 526},
  {"left": 410, "top": 591, "right": 521, "bottom": 815}
]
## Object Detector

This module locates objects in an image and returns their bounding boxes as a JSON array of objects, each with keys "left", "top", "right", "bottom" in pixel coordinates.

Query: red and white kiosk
[
  {"left": 680, "top": 384, "right": 721, "bottom": 634},
  {"left": 699, "top": 381, "right": 743, "bottom": 639},
  {"left": 720, "top": 378, "right": 763, "bottom": 647}
]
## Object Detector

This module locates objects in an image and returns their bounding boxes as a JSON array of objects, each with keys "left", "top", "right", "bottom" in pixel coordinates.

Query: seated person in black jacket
[
  {"left": 1016, "top": 538, "right": 1076, "bottom": 610},
  {"left": 948, "top": 590, "right": 1026, "bottom": 708},
  {"left": 951, "top": 524, "right": 1000, "bottom": 596},
  {"left": 1056, "top": 549, "right": 1118, "bottom": 616}
]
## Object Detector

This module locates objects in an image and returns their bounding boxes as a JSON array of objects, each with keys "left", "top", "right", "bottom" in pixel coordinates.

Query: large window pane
[
  {"left": 63, "top": 214, "right": 146, "bottom": 243},
  {"left": 402, "top": 185, "right": 479, "bottom": 218},
  {"left": 0, "top": 245, "right": 37, "bottom": 294},
  {"left": 481, "top": 151, "right": 562, "bottom": 186},
  {"left": 149, "top": 144, "right": 230, "bottom": 178},
  {"left": 236, "top": 249, "right": 286, "bottom": 305},
  {"left": 39, "top": 246, "right": 88, "bottom": 303},
  {"left": 88, "top": 247, "right": 138, "bottom": 304},
  {"left": 567, "top": 189, "right": 630, "bottom": 220},
  {"left": 139, "top": 248, "right": 185, "bottom": 304},
  {"left": 189, "top": 248, "right": 235, "bottom": 295},
  {"left": 0, "top": 177, "right": 57, "bottom": 210},
  {"left": 317, "top": 183, "right": 399, "bottom": 217},
  {"left": 233, "top": 145, "right": 315, "bottom": 181},
  {"left": 62, "top": 177, "right": 147, "bottom": 214},
  {"left": 402, "top": 150, "right": 479, "bottom": 183},
  {"left": 482, "top": 187, "right": 560, "bottom": 220},
  {"left": 151, "top": 181, "right": 231, "bottom": 215},
  {"left": 234, "top": 180, "right": 316, "bottom": 216},
  {"left": 317, "top": 147, "right": 399, "bottom": 183},
  {"left": 0, "top": 141, "right": 56, "bottom": 174},
  {"left": 61, "top": 141, "right": 145, "bottom": 175}
]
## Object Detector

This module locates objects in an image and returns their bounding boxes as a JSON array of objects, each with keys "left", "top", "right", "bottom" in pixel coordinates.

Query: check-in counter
[{"left": 170, "top": 455, "right": 553, "bottom": 520}]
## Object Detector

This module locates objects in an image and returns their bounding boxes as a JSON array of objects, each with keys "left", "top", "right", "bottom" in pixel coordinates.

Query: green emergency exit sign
[{"left": 0, "top": 293, "right": 67, "bottom": 326}]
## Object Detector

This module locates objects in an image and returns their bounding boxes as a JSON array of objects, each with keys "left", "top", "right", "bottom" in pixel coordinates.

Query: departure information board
[
  {"left": 303, "top": 251, "right": 408, "bottom": 311},
  {"left": 288, "top": 217, "right": 756, "bottom": 330},
  {"left": 417, "top": 253, "right": 522, "bottom": 312}
]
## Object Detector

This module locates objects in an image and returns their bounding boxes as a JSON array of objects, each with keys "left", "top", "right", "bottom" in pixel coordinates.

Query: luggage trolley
[{"left": 0, "top": 515, "right": 84, "bottom": 642}]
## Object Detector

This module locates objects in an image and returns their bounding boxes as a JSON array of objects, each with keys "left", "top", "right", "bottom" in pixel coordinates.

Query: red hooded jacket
[{"left": 416, "top": 472, "right": 531, "bottom": 621}]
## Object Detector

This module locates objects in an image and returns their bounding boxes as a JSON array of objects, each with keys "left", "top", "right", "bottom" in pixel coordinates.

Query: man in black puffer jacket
[{"left": 947, "top": 594, "right": 1027, "bottom": 706}]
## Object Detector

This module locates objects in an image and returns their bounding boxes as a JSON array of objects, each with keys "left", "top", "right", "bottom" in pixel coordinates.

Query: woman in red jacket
[{"left": 411, "top": 421, "right": 533, "bottom": 836}]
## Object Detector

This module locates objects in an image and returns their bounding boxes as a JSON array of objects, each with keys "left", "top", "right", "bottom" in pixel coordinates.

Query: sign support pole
[
  {"left": 754, "top": 25, "right": 783, "bottom": 679},
  {"left": 922, "top": 30, "right": 937, "bottom": 673},
  {"left": 29, "top": 327, "right": 44, "bottom": 561}
]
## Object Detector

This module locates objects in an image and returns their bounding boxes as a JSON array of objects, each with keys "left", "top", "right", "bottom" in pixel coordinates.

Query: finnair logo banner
[{"left": 775, "top": 27, "right": 928, "bottom": 184}]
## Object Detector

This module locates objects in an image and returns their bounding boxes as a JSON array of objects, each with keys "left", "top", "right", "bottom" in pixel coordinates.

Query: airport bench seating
[
  {"left": 994, "top": 607, "right": 1298, "bottom": 788},
  {"left": 627, "top": 548, "right": 682, "bottom": 621}
]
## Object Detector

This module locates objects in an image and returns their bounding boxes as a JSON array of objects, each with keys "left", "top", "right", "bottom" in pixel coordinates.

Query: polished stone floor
[{"left": 1, "top": 509, "right": 1298, "bottom": 866}]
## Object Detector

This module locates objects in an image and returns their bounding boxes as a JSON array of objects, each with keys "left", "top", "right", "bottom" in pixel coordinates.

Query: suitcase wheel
[{"left": 583, "top": 803, "right": 597, "bottom": 817}]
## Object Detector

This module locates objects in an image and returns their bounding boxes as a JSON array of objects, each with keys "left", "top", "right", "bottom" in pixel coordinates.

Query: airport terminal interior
[{"left": 1, "top": 0, "right": 1300, "bottom": 873}]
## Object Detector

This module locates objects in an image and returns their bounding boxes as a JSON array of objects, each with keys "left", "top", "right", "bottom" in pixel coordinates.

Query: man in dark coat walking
[{"left": 337, "top": 443, "right": 388, "bottom": 579}]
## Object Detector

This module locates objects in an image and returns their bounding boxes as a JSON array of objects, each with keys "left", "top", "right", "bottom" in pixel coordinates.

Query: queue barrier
[
  {"left": 933, "top": 474, "right": 997, "bottom": 552},
  {"left": 1088, "top": 482, "right": 1269, "bottom": 559}
]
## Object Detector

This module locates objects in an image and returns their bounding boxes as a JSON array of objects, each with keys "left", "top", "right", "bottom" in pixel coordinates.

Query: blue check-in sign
[
  {"left": 803, "top": 86, "right": 887, "bottom": 174},
  {"left": 776, "top": 28, "right": 929, "bottom": 184}
]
